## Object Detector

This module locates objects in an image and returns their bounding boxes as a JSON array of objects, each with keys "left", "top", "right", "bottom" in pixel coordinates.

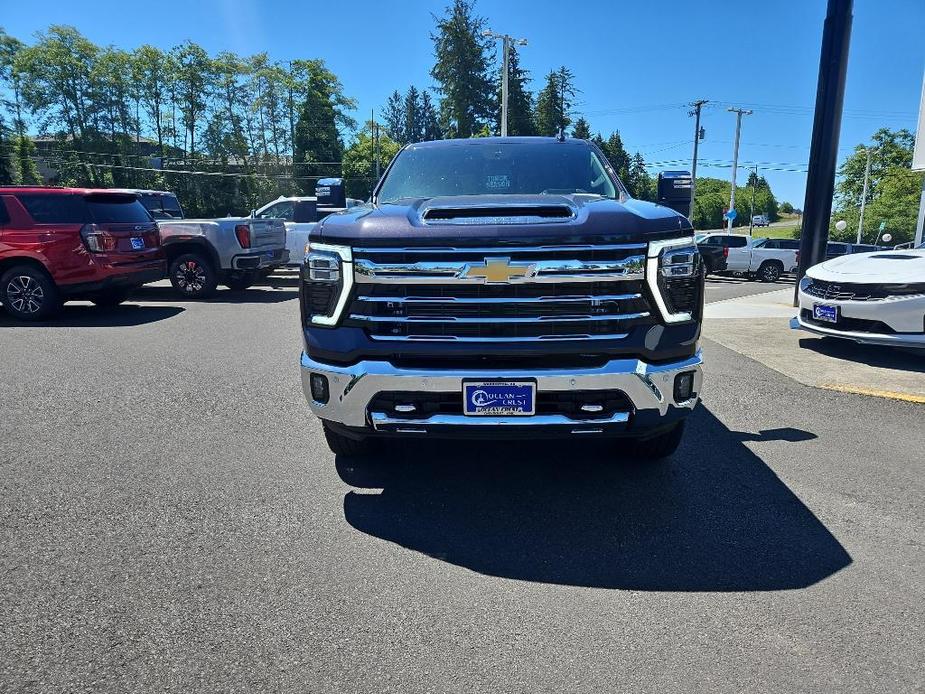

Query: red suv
[{"left": 0, "top": 187, "right": 166, "bottom": 320}]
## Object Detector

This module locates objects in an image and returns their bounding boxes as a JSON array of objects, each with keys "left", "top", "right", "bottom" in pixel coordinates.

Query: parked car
[
  {"left": 156, "top": 216, "right": 288, "bottom": 298},
  {"left": 792, "top": 242, "right": 925, "bottom": 348},
  {"left": 692, "top": 237, "right": 729, "bottom": 275},
  {"left": 299, "top": 136, "right": 704, "bottom": 459},
  {"left": 752, "top": 214, "right": 770, "bottom": 227},
  {"left": 113, "top": 189, "right": 184, "bottom": 220},
  {"left": 254, "top": 183, "right": 363, "bottom": 266},
  {"left": 697, "top": 233, "right": 796, "bottom": 281},
  {"left": 0, "top": 187, "right": 166, "bottom": 320},
  {"left": 755, "top": 238, "right": 800, "bottom": 250}
]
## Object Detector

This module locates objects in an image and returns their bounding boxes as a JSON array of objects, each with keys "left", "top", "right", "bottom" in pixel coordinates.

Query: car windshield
[{"left": 377, "top": 140, "right": 621, "bottom": 201}]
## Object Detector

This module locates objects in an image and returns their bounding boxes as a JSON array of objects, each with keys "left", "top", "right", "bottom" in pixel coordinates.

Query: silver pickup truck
[
  {"left": 121, "top": 188, "right": 289, "bottom": 298},
  {"left": 157, "top": 217, "right": 288, "bottom": 297}
]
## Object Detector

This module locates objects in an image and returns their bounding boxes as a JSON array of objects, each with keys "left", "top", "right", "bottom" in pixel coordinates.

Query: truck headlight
[
  {"left": 646, "top": 236, "right": 702, "bottom": 323},
  {"left": 799, "top": 275, "right": 813, "bottom": 293},
  {"left": 302, "top": 242, "right": 352, "bottom": 326}
]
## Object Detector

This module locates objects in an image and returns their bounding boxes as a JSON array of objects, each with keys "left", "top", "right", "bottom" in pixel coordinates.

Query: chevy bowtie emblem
[{"left": 464, "top": 257, "right": 535, "bottom": 283}]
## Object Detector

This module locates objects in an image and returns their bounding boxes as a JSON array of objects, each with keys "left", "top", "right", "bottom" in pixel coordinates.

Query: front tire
[
  {"left": 169, "top": 253, "right": 218, "bottom": 299},
  {"left": 623, "top": 421, "right": 685, "bottom": 461},
  {"left": 1, "top": 265, "right": 60, "bottom": 321},
  {"left": 323, "top": 422, "right": 371, "bottom": 456},
  {"left": 756, "top": 261, "right": 783, "bottom": 283}
]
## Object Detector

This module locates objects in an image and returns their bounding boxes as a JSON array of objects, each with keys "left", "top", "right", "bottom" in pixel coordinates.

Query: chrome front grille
[
  {"left": 804, "top": 279, "right": 925, "bottom": 302},
  {"left": 345, "top": 245, "right": 654, "bottom": 342}
]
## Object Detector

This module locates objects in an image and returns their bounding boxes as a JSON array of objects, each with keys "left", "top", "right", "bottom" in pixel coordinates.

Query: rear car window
[
  {"left": 85, "top": 195, "right": 154, "bottom": 224},
  {"left": 17, "top": 194, "right": 89, "bottom": 224},
  {"left": 726, "top": 236, "right": 748, "bottom": 248},
  {"left": 0, "top": 198, "right": 9, "bottom": 224}
]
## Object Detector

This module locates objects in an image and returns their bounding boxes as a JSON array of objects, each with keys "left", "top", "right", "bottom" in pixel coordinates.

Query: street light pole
[
  {"left": 857, "top": 147, "right": 872, "bottom": 243},
  {"left": 483, "top": 30, "right": 527, "bottom": 137},
  {"left": 727, "top": 107, "right": 752, "bottom": 231},
  {"left": 689, "top": 99, "right": 708, "bottom": 220}
]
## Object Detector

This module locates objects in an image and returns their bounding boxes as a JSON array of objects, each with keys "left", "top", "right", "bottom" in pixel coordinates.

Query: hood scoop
[{"left": 422, "top": 204, "right": 574, "bottom": 226}]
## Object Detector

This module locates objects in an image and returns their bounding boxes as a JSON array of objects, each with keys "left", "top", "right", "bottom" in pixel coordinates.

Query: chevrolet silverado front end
[{"left": 299, "top": 137, "right": 704, "bottom": 459}]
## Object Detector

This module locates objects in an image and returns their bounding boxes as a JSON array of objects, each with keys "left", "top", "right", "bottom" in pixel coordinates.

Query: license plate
[
  {"left": 813, "top": 304, "right": 838, "bottom": 323},
  {"left": 463, "top": 380, "right": 536, "bottom": 416},
  {"left": 130, "top": 237, "right": 145, "bottom": 250}
]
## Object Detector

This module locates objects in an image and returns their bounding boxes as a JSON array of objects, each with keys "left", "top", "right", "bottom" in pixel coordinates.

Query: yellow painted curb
[{"left": 819, "top": 383, "right": 925, "bottom": 404}]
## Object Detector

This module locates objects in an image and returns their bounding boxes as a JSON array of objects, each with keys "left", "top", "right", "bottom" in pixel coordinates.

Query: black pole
[{"left": 794, "top": 0, "right": 853, "bottom": 305}]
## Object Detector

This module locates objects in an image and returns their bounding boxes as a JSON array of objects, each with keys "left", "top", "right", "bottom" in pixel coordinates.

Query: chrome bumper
[{"left": 300, "top": 350, "right": 703, "bottom": 431}]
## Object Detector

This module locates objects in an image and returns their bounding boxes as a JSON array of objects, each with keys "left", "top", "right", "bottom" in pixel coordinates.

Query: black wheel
[
  {"left": 224, "top": 273, "right": 255, "bottom": 292},
  {"left": 1, "top": 265, "right": 60, "bottom": 321},
  {"left": 757, "top": 261, "right": 783, "bottom": 283},
  {"left": 90, "top": 288, "right": 132, "bottom": 307},
  {"left": 623, "top": 421, "right": 685, "bottom": 461},
  {"left": 169, "top": 253, "right": 217, "bottom": 299},
  {"left": 323, "top": 422, "right": 371, "bottom": 456},
  {"left": 257, "top": 268, "right": 274, "bottom": 280}
]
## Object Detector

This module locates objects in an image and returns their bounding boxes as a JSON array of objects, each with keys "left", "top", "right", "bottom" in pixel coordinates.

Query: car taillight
[
  {"left": 723, "top": 246, "right": 729, "bottom": 258},
  {"left": 80, "top": 224, "right": 116, "bottom": 253},
  {"left": 235, "top": 224, "right": 251, "bottom": 249}
]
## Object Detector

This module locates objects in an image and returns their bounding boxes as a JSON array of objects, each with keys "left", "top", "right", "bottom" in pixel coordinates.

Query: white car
[
  {"left": 254, "top": 192, "right": 363, "bottom": 266},
  {"left": 697, "top": 233, "right": 797, "bottom": 281},
  {"left": 792, "top": 244, "right": 925, "bottom": 348}
]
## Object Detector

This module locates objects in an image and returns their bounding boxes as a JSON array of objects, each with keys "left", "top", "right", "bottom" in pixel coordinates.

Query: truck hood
[
  {"left": 315, "top": 194, "right": 691, "bottom": 246},
  {"left": 809, "top": 248, "right": 925, "bottom": 284}
]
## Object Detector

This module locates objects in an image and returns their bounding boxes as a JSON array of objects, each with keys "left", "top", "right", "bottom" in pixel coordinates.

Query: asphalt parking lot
[{"left": 1, "top": 274, "right": 923, "bottom": 693}]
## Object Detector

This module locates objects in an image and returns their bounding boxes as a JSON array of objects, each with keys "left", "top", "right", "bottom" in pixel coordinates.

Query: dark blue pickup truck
[{"left": 299, "top": 137, "right": 703, "bottom": 459}]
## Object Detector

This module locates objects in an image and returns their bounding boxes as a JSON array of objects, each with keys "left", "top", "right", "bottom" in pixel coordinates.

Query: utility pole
[
  {"left": 749, "top": 165, "right": 759, "bottom": 235},
  {"left": 794, "top": 0, "right": 853, "bottom": 305},
  {"left": 727, "top": 107, "right": 752, "bottom": 231},
  {"left": 857, "top": 147, "right": 872, "bottom": 243},
  {"left": 287, "top": 61, "right": 295, "bottom": 164},
  {"left": 483, "top": 30, "right": 527, "bottom": 136},
  {"left": 689, "top": 100, "right": 708, "bottom": 220}
]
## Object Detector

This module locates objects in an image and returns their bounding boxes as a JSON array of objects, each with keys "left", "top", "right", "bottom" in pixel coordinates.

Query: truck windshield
[{"left": 377, "top": 140, "right": 621, "bottom": 202}]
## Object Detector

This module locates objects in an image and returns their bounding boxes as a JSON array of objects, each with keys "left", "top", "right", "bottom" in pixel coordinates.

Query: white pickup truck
[
  {"left": 696, "top": 233, "right": 797, "bottom": 282},
  {"left": 253, "top": 180, "right": 362, "bottom": 266}
]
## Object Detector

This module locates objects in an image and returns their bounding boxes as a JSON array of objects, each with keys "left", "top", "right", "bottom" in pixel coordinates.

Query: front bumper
[
  {"left": 793, "top": 288, "right": 925, "bottom": 347},
  {"left": 300, "top": 350, "right": 702, "bottom": 436}
]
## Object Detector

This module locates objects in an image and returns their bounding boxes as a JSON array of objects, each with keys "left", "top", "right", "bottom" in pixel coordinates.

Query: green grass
[{"left": 759, "top": 222, "right": 801, "bottom": 239}]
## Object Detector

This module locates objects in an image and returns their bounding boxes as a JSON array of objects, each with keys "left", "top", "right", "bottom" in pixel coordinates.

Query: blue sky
[{"left": 1, "top": 0, "right": 922, "bottom": 206}]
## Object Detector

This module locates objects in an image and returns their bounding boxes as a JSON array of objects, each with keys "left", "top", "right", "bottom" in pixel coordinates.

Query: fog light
[
  {"left": 673, "top": 371, "right": 695, "bottom": 402},
  {"left": 310, "top": 373, "right": 330, "bottom": 404}
]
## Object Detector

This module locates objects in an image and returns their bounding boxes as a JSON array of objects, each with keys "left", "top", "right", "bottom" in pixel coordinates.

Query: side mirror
[{"left": 657, "top": 171, "right": 693, "bottom": 217}]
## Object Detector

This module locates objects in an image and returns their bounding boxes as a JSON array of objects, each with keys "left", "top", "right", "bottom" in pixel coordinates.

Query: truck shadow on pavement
[
  {"left": 0, "top": 304, "right": 184, "bottom": 327},
  {"left": 337, "top": 406, "right": 851, "bottom": 591}
]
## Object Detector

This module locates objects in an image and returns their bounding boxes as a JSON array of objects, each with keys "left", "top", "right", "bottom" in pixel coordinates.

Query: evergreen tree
[
  {"left": 404, "top": 85, "right": 424, "bottom": 143},
  {"left": 604, "top": 131, "right": 630, "bottom": 181},
  {"left": 430, "top": 0, "right": 496, "bottom": 138},
  {"left": 627, "top": 152, "right": 652, "bottom": 200},
  {"left": 496, "top": 44, "right": 534, "bottom": 136},
  {"left": 293, "top": 70, "right": 344, "bottom": 194},
  {"left": 420, "top": 91, "right": 442, "bottom": 141},
  {"left": 571, "top": 116, "right": 591, "bottom": 140},
  {"left": 534, "top": 66, "right": 577, "bottom": 135},
  {"left": 383, "top": 89, "right": 405, "bottom": 143}
]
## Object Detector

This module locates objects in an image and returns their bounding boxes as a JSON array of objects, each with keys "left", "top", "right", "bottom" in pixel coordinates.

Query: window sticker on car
[{"left": 485, "top": 175, "right": 510, "bottom": 190}]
